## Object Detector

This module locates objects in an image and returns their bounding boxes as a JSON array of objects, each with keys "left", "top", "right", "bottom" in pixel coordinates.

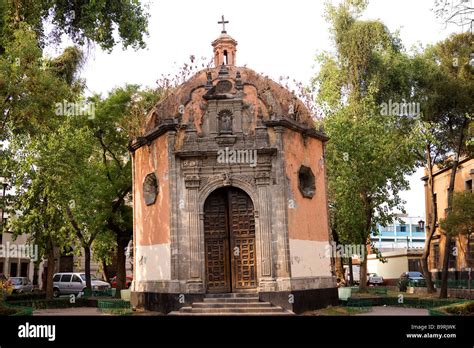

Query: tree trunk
[
  {"left": 330, "top": 227, "right": 346, "bottom": 286},
  {"left": 421, "top": 145, "right": 437, "bottom": 293},
  {"left": 84, "top": 245, "right": 92, "bottom": 291},
  {"left": 32, "top": 262, "right": 39, "bottom": 287},
  {"left": 359, "top": 248, "right": 368, "bottom": 292},
  {"left": 115, "top": 235, "right": 129, "bottom": 297},
  {"left": 348, "top": 257, "right": 354, "bottom": 286},
  {"left": 45, "top": 246, "right": 55, "bottom": 300},
  {"left": 101, "top": 259, "right": 113, "bottom": 282},
  {"left": 439, "top": 159, "right": 458, "bottom": 298},
  {"left": 440, "top": 124, "right": 466, "bottom": 298},
  {"left": 335, "top": 256, "right": 346, "bottom": 286},
  {"left": 359, "top": 192, "right": 372, "bottom": 293},
  {"left": 440, "top": 234, "right": 452, "bottom": 298}
]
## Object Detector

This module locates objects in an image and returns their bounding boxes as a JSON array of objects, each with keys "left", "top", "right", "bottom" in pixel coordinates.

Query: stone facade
[{"left": 130, "top": 28, "right": 337, "bottom": 313}]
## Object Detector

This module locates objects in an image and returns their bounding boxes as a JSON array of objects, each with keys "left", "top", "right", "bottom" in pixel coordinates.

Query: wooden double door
[{"left": 204, "top": 187, "right": 257, "bottom": 293}]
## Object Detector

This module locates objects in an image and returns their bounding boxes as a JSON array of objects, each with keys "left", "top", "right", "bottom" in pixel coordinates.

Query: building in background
[
  {"left": 367, "top": 249, "right": 424, "bottom": 286},
  {"left": 423, "top": 158, "right": 474, "bottom": 281},
  {"left": 371, "top": 214, "right": 426, "bottom": 251},
  {"left": 365, "top": 215, "right": 425, "bottom": 285},
  {"left": 1, "top": 176, "right": 132, "bottom": 290},
  {"left": 0, "top": 177, "right": 36, "bottom": 282}
]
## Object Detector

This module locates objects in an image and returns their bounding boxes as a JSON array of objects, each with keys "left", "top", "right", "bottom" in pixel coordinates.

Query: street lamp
[{"left": 418, "top": 219, "right": 425, "bottom": 231}]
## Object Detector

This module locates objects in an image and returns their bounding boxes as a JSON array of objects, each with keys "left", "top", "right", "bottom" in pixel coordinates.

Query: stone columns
[
  {"left": 168, "top": 131, "right": 179, "bottom": 280},
  {"left": 255, "top": 172, "right": 276, "bottom": 291},
  {"left": 185, "top": 174, "right": 204, "bottom": 292},
  {"left": 273, "top": 126, "right": 291, "bottom": 282}
]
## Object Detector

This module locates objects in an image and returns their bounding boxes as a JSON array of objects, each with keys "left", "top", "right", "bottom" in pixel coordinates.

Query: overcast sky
[{"left": 61, "top": 0, "right": 463, "bottom": 219}]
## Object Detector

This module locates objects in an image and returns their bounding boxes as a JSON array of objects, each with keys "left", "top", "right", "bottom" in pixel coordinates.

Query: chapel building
[{"left": 130, "top": 19, "right": 337, "bottom": 314}]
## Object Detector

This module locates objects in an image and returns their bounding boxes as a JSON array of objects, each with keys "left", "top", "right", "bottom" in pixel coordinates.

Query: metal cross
[{"left": 218, "top": 15, "right": 229, "bottom": 33}]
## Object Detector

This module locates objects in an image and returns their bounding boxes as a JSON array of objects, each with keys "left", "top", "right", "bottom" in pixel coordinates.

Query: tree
[
  {"left": 440, "top": 191, "right": 474, "bottom": 238},
  {"left": 0, "top": 0, "right": 150, "bottom": 138},
  {"left": 88, "top": 85, "right": 160, "bottom": 295},
  {"left": 43, "top": 85, "right": 160, "bottom": 294},
  {"left": 1, "top": 0, "right": 149, "bottom": 53},
  {"left": 428, "top": 33, "right": 473, "bottom": 298},
  {"left": 314, "top": 0, "right": 421, "bottom": 291},
  {"left": 404, "top": 50, "right": 450, "bottom": 293},
  {"left": 6, "top": 134, "right": 75, "bottom": 299},
  {"left": 0, "top": 24, "right": 80, "bottom": 138},
  {"left": 403, "top": 32, "right": 473, "bottom": 295},
  {"left": 1, "top": 1, "right": 150, "bottom": 295},
  {"left": 433, "top": 0, "right": 474, "bottom": 32}
]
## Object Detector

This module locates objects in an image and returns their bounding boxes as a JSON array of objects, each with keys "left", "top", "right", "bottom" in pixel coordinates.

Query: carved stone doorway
[{"left": 203, "top": 187, "right": 257, "bottom": 293}]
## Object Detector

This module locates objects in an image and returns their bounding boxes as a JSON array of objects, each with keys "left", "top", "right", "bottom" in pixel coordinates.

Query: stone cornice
[
  {"left": 264, "top": 117, "right": 329, "bottom": 142},
  {"left": 174, "top": 147, "right": 277, "bottom": 159},
  {"left": 129, "top": 118, "right": 178, "bottom": 152}
]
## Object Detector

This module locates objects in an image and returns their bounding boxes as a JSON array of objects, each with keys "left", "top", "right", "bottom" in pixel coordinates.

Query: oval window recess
[
  {"left": 143, "top": 173, "right": 159, "bottom": 206},
  {"left": 298, "top": 165, "right": 315, "bottom": 199}
]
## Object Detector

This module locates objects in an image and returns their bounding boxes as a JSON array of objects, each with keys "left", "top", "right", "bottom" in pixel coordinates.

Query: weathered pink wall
[
  {"left": 283, "top": 130, "right": 329, "bottom": 241},
  {"left": 134, "top": 134, "right": 170, "bottom": 246}
]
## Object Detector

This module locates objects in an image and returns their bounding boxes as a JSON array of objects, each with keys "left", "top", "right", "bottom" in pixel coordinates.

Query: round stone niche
[
  {"left": 143, "top": 172, "right": 159, "bottom": 206},
  {"left": 215, "top": 80, "right": 233, "bottom": 93}
]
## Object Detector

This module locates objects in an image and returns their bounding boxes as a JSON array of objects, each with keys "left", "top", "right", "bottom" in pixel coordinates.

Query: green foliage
[
  {"left": 5, "top": 291, "right": 46, "bottom": 302},
  {"left": 1, "top": 0, "right": 149, "bottom": 52},
  {"left": 315, "top": 0, "right": 421, "bottom": 251},
  {"left": 440, "top": 191, "right": 474, "bottom": 236},
  {"left": 0, "top": 0, "right": 151, "bottom": 139},
  {"left": 5, "top": 84, "right": 157, "bottom": 273},
  {"left": 0, "top": 24, "right": 81, "bottom": 138}
]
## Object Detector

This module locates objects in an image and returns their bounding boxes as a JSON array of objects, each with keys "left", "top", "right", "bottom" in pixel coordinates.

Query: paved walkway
[
  {"left": 33, "top": 307, "right": 105, "bottom": 316},
  {"left": 357, "top": 306, "right": 429, "bottom": 316},
  {"left": 33, "top": 307, "right": 163, "bottom": 316}
]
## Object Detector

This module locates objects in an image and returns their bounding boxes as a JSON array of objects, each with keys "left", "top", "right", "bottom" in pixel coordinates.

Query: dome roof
[{"left": 145, "top": 65, "right": 315, "bottom": 133}]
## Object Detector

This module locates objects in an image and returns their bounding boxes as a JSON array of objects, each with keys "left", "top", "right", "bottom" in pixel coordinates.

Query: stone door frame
[{"left": 183, "top": 174, "right": 277, "bottom": 293}]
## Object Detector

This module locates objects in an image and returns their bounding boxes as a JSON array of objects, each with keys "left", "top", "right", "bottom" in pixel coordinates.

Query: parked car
[
  {"left": 367, "top": 273, "right": 384, "bottom": 286},
  {"left": 52, "top": 272, "right": 110, "bottom": 297},
  {"left": 398, "top": 271, "right": 426, "bottom": 291},
  {"left": 9, "top": 277, "right": 33, "bottom": 293},
  {"left": 110, "top": 275, "right": 133, "bottom": 289}
]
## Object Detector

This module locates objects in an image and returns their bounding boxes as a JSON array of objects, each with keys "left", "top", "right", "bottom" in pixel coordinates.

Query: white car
[
  {"left": 367, "top": 273, "right": 384, "bottom": 285},
  {"left": 53, "top": 272, "right": 110, "bottom": 297}
]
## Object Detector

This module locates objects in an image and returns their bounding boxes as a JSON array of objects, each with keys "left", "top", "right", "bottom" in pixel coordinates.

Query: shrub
[
  {"left": 0, "top": 302, "right": 18, "bottom": 315},
  {"left": 5, "top": 292, "right": 46, "bottom": 302},
  {"left": 445, "top": 302, "right": 474, "bottom": 316}
]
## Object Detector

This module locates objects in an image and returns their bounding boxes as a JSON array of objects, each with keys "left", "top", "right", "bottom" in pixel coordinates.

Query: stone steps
[
  {"left": 169, "top": 312, "right": 293, "bottom": 316},
  {"left": 205, "top": 293, "right": 258, "bottom": 298},
  {"left": 179, "top": 306, "right": 285, "bottom": 313},
  {"left": 203, "top": 297, "right": 260, "bottom": 303},
  {"left": 192, "top": 302, "right": 272, "bottom": 308},
  {"left": 168, "top": 293, "right": 294, "bottom": 316}
]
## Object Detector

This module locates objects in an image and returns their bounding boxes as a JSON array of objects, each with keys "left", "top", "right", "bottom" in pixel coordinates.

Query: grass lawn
[
  {"left": 302, "top": 306, "right": 372, "bottom": 316},
  {"left": 431, "top": 301, "right": 474, "bottom": 316}
]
